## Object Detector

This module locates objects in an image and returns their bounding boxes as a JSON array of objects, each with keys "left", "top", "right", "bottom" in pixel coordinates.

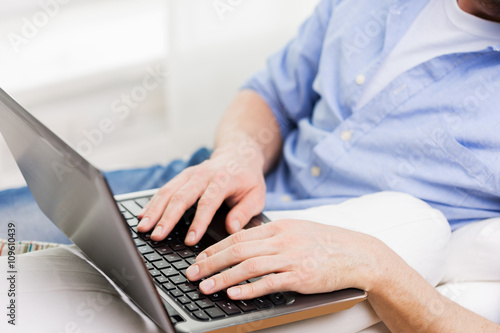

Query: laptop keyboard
[{"left": 118, "top": 197, "right": 287, "bottom": 323}]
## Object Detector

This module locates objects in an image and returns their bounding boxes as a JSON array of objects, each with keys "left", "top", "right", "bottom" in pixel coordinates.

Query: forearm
[
  {"left": 367, "top": 244, "right": 499, "bottom": 332},
  {"left": 214, "top": 89, "right": 283, "bottom": 174}
]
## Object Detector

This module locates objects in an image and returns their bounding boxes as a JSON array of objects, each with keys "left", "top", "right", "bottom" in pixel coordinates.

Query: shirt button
[
  {"left": 341, "top": 130, "right": 353, "bottom": 141},
  {"left": 355, "top": 74, "right": 366, "bottom": 85},
  {"left": 311, "top": 166, "right": 321, "bottom": 177},
  {"left": 280, "top": 195, "right": 292, "bottom": 202}
]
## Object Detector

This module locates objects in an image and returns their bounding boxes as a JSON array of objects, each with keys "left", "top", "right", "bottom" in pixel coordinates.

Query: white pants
[{"left": 0, "top": 192, "right": 468, "bottom": 332}]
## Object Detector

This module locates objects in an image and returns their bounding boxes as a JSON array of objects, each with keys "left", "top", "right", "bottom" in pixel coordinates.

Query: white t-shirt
[{"left": 357, "top": 0, "right": 500, "bottom": 108}]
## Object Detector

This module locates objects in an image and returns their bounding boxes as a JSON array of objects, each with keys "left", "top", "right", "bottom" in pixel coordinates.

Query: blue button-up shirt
[{"left": 243, "top": 0, "right": 500, "bottom": 230}]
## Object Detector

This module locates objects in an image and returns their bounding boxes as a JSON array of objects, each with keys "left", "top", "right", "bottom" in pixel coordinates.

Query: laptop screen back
[{"left": 0, "top": 88, "right": 173, "bottom": 332}]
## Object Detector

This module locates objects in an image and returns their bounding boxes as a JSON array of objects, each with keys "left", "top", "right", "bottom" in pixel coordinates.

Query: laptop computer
[{"left": 0, "top": 87, "right": 366, "bottom": 332}]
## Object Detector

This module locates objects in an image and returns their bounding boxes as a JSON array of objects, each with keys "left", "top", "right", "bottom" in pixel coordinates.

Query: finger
[
  {"left": 196, "top": 256, "right": 287, "bottom": 295},
  {"left": 225, "top": 187, "right": 266, "bottom": 234},
  {"left": 186, "top": 239, "right": 278, "bottom": 281},
  {"left": 137, "top": 170, "right": 192, "bottom": 232},
  {"left": 150, "top": 177, "right": 208, "bottom": 240},
  {"left": 226, "top": 272, "right": 297, "bottom": 300},
  {"left": 184, "top": 182, "right": 227, "bottom": 246},
  {"left": 196, "top": 224, "right": 278, "bottom": 262}
]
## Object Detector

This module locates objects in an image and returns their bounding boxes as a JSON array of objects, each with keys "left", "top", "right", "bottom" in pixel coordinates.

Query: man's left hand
[{"left": 185, "top": 219, "right": 389, "bottom": 300}]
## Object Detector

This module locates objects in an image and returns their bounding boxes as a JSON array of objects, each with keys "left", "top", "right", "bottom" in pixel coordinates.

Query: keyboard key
[
  {"left": 145, "top": 252, "right": 162, "bottom": 262},
  {"left": 156, "top": 245, "right": 173, "bottom": 255},
  {"left": 235, "top": 300, "right": 256, "bottom": 312},
  {"left": 165, "top": 253, "right": 182, "bottom": 263},
  {"left": 161, "top": 268, "right": 178, "bottom": 277},
  {"left": 135, "top": 197, "right": 151, "bottom": 208},
  {"left": 170, "top": 289, "right": 183, "bottom": 298},
  {"left": 170, "top": 241, "right": 186, "bottom": 251},
  {"left": 178, "top": 283, "right": 197, "bottom": 293},
  {"left": 138, "top": 246, "right": 154, "bottom": 255},
  {"left": 118, "top": 204, "right": 126, "bottom": 213},
  {"left": 121, "top": 200, "right": 143, "bottom": 216},
  {"left": 149, "top": 240, "right": 167, "bottom": 248},
  {"left": 126, "top": 217, "right": 139, "bottom": 227},
  {"left": 138, "top": 233, "right": 152, "bottom": 241},
  {"left": 268, "top": 293, "right": 287, "bottom": 305},
  {"left": 145, "top": 262, "right": 154, "bottom": 270},
  {"left": 155, "top": 275, "right": 169, "bottom": 284},
  {"left": 134, "top": 238, "right": 146, "bottom": 247},
  {"left": 205, "top": 307, "right": 225, "bottom": 319},
  {"left": 254, "top": 297, "right": 273, "bottom": 309},
  {"left": 122, "top": 210, "right": 134, "bottom": 220},
  {"left": 189, "top": 243, "right": 203, "bottom": 252},
  {"left": 149, "top": 269, "right": 161, "bottom": 277},
  {"left": 153, "top": 260, "right": 170, "bottom": 270},
  {"left": 184, "top": 303, "right": 198, "bottom": 312},
  {"left": 177, "top": 296, "right": 191, "bottom": 305},
  {"left": 195, "top": 299, "right": 215, "bottom": 309},
  {"left": 173, "top": 261, "right": 189, "bottom": 270},
  {"left": 186, "top": 257, "right": 196, "bottom": 265},
  {"left": 187, "top": 291, "right": 206, "bottom": 301},
  {"left": 161, "top": 282, "right": 176, "bottom": 291},
  {"left": 170, "top": 275, "right": 187, "bottom": 285},
  {"left": 192, "top": 310, "right": 210, "bottom": 321},
  {"left": 216, "top": 301, "right": 241, "bottom": 315},
  {"left": 178, "top": 249, "right": 195, "bottom": 258},
  {"left": 207, "top": 292, "right": 224, "bottom": 302}
]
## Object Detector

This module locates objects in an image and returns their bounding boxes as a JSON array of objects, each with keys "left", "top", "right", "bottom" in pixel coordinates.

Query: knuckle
[
  {"left": 285, "top": 272, "right": 301, "bottom": 290},
  {"left": 243, "top": 258, "right": 260, "bottom": 275},
  {"left": 202, "top": 244, "right": 218, "bottom": 258},
  {"left": 194, "top": 164, "right": 210, "bottom": 178},
  {"left": 156, "top": 186, "right": 172, "bottom": 198},
  {"left": 231, "top": 230, "right": 246, "bottom": 245},
  {"left": 245, "top": 281, "right": 256, "bottom": 295},
  {"left": 218, "top": 271, "right": 231, "bottom": 286},
  {"left": 169, "top": 192, "right": 188, "bottom": 208},
  {"left": 264, "top": 276, "right": 279, "bottom": 290},
  {"left": 229, "top": 243, "right": 245, "bottom": 260},
  {"left": 269, "top": 221, "right": 282, "bottom": 233},
  {"left": 197, "top": 196, "right": 213, "bottom": 209},
  {"left": 201, "top": 256, "right": 216, "bottom": 273}
]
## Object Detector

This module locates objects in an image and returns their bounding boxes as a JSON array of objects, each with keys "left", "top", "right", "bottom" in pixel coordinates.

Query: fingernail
[
  {"left": 151, "top": 225, "right": 163, "bottom": 238},
  {"left": 196, "top": 252, "right": 207, "bottom": 262},
  {"left": 137, "top": 217, "right": 149, "bottom": 229},
  {"left": 231, "top": 219, "right": 240, "bottom": 232},
  {"left": 186, "top": 265, "right": 199, "bottom": 279},
  {"left": 185, "top": 231, "right": 196, "bottom": 244},
  {"left": 227, "top": 287, "right": 241, "bottom": 297},
  {"left": 200, "top": 278, "right": 214, "bottom": 292}
]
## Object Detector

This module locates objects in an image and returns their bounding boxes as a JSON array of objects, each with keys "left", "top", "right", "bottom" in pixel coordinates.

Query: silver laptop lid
[{"left": 0, "top": 88, "right": 174, "bottom": 332}]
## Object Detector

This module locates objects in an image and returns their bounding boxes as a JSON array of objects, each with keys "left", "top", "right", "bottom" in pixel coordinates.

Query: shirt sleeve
[{"left": 242, "top": 0, "right": 333, "bottom": 139}]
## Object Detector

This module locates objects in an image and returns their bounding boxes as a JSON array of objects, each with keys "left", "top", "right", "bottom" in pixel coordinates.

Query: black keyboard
[{"left": 118, "top": 197, "right": 288, "bottom": 323}]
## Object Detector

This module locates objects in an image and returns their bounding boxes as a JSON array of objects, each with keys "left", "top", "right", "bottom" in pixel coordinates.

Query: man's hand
[
  {"left": 137, "top": 144, "right": 267, "bottom": 245},
  {"left": 185, "top": 219, "right": 387, "bottom": 299},
  {"left": 136, "top": 90, "right": 282, "bottom": 246}
]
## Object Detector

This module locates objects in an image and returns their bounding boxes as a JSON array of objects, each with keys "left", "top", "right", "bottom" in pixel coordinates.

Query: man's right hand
[{"left": 137, "top": 143, "right": 267, "bottom": 246}]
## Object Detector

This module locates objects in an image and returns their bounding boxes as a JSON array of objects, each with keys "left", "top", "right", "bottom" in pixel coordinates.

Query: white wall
[{"left": 0, "top": 0, "right": 318, "bottom": 190}]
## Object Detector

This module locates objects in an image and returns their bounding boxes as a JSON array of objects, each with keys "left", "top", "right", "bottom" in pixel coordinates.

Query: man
[
  {"left": 1, "top": 0, "right": 499, "bottom": 332},
  {"left": 136, "top": 0, "right": 500, "bottom": 331}
]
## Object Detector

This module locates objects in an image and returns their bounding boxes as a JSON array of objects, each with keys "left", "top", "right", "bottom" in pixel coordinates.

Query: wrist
[
  {"left": 358, "top": 236, "right": 403, "bottom": 294},
  {"left": 213, "top": 136, "right": 266, "bottom": 172}
]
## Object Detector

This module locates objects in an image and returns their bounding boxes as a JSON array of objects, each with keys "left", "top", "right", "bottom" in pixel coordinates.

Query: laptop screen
[{"left": 0, "top": 88, "right": 174, "bottom": 332}]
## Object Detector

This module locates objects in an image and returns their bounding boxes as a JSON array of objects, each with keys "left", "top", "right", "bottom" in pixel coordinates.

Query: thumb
[{"left": 225, "top": 188, "right": 265, "bottom": 234}]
